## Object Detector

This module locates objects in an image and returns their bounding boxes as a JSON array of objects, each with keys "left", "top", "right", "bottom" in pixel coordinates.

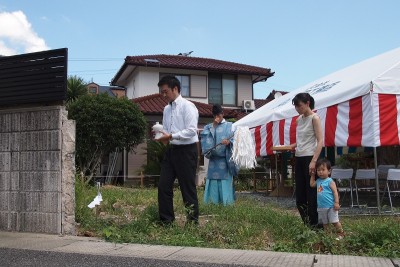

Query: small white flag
[{"left": 88, "top": 193, "right": 103, "bottom": 209}]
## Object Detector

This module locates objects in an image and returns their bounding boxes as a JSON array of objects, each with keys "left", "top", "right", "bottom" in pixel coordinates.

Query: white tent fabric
[{"left": 234, "top": 47, "right": 400, "bottom": 157}]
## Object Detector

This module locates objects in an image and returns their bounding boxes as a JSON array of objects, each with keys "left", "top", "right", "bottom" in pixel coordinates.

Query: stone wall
[{"left": 0, "top": 106, "right": 75, "bottom": 234}]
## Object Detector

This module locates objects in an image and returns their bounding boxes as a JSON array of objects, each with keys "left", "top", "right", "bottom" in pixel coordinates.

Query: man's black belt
[{"left": 169, "top": 143, "right": 196, "bottom": 149}]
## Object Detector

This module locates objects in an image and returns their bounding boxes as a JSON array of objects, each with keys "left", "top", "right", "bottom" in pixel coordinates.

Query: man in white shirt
[{"left": 155, "top": 75, "right": 199, "bottom": 225}]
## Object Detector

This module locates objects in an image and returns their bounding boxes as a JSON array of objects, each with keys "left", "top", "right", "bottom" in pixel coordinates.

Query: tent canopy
[
  {"left": 234, "top": 47, "right": 400, "bottom": 156},
  {"left": 235, "top": 47, "right": 400, "bottom": 129}
]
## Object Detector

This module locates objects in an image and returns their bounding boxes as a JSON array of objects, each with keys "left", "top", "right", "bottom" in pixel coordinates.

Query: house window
[
  {"left": 160, "top": 73, "right": 190, "bottom": 97},
  {"left": 89, "top": 87, "right": 97, "bottom": 94},
  {"left": 208, "top": 74, "right": 236, "bottom": 105}
]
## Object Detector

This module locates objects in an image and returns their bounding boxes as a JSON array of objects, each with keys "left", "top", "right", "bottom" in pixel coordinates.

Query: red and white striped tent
[{"left": 234, "top": 47, "right": 400, "bottom": 157}]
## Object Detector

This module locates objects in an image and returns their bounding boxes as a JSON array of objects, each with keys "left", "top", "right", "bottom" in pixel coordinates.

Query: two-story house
[
  {"left": 110, "top": 54, "right": 274, "bottom": 183},
  {"left": 111, "top": 54, "right": 274, "bottom": 106}
]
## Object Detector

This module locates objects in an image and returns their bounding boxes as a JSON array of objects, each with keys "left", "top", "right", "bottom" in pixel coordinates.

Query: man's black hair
[
  {"left": 158, "top": 75, "right": 181, "bottom": 93},
  {"left": 212, "top": 104, "right": 223, "bottom": 116}
]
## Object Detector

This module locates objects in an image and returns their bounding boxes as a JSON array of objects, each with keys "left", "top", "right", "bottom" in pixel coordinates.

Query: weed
[{"left": 75, "top": 180, "right": 400, "bottom": 257}]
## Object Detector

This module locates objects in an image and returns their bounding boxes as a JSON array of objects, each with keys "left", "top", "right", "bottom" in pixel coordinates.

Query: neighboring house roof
[
  {"left": 254, "top": 99, "right": 270, "bottom": 109},
  {"left": 98, "top": 86, "right": 117, "bottom": 97},
  {"left": 88, "top": 82, "right": 126, "bottom": 97},
  {"left": 265, "top": 90, "right": 288, "bottom": 101},
  {"left": 254, "top": 90, "right": 289, "bottom": 109},
  {"left": 132, "top": 93, "right": 246, "bottom": 119},
  {"left": 112, "top": 54, "right": 274, "bottom": 85},
  {"left": 132, "top": 90, "right": 288, "bottom": 120}
]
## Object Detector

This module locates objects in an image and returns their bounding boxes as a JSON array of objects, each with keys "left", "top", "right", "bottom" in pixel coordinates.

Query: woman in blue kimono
[{"left": 200, "top": 104, "right": 236, "bottom": 205}]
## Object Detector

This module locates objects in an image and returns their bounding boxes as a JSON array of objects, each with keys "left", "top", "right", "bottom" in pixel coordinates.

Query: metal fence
[
  {"left": 92, "top": 174, "right": 160, "bottom": 187},
  {"left": 0, "top": 48, "right": 67, "bottom": 106}
]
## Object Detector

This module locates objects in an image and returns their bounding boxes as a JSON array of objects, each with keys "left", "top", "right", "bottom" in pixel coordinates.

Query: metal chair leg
[
  {"left": 382, "top": 189, "right": 385, "bottom": 206},
  {"left": 388, "top": 187, "right": 393, "bottom": 212},
  {"left": 380, "top": 183, "right": 387, "bottom": 207},
  {"left": 355, "top": 183, "right": 360, "bottom": 207},
  {"left": 349, "top": 180, "right": 354, "bottom": 208}
]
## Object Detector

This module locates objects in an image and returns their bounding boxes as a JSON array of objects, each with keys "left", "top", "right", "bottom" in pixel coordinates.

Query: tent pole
[{"left": 374, "top": 147, "right": 381, "bottom": 214}]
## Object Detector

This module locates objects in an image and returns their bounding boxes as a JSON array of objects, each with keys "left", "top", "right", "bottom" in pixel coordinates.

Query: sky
[{"left": 1, "top": 0, "right": 400, "bottom": 99}]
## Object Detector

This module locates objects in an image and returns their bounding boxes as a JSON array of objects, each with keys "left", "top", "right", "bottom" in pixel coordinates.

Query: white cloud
[
  {"left": 0, "top": 10, "right": 49, "bottom": 56},
  {"left": 0, "top": 40, "right": 16, "bottom": 55}
]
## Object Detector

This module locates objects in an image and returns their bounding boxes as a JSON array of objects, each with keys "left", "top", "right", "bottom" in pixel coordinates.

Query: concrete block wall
[{"left": 0, "top": 106, "right": 75, "bottom": 234}]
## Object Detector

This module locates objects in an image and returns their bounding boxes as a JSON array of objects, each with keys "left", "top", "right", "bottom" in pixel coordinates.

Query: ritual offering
[
  {"left": 231, "top": 126, "right": 257, "bottom": 169},
  {"left": 152, "top": 122, "right": 163, "bottom": 139}
]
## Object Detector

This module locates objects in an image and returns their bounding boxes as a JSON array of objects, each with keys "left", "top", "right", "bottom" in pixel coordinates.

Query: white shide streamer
[{"left": 231, "top": 126, "right": 257, "bottom": 169}]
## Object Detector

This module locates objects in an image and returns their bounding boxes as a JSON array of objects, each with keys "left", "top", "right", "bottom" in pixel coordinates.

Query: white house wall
[
  {"left": 159, "top": 67, "right": 208, "bottom": 77},
  {"left": 126, "top": 67, "right": 209, "bottom": 101},
  {"left": 125, "top": 69, "right": 138, "bottom": 99},
  {"left": 135, "top": 68, "right": 160, "bottom": 97},
  {"left": 123, "top": 67, "right": 254, "bottom": 107},
  {"left": 123, "top": 68, "right": 157, "bottom": 99}
]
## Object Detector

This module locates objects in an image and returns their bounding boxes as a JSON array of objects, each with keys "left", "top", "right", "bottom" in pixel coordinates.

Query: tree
[
  {"left": 68, "top": 93, "right": 147, "bottom": 183},
  {"left": 67, "top": 75, "right": 88, "bottom": 103}
]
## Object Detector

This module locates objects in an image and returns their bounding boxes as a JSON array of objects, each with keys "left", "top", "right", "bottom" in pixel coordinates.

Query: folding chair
[
  {"left": 331, "top": 168, "right": 354, "bottom": 207},
  {"left": 378, "top": 165, "right": 396, "bottom": 179},
  {"left": 381, "top": 168, "right": 400, "bottom": 211},
  {"left": 377, "top": 165, "right": 396, "bottom": 195},
  {"left": 354, "top": 169, "right": 376, "bottom": 207}
]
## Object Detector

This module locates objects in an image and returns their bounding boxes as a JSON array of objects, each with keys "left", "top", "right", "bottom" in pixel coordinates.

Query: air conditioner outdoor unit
[{"left": 243, "top": 100, "right": 255, "bottom": 111}]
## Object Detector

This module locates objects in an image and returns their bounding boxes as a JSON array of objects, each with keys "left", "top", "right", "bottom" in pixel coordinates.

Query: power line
[
  {"left": 69, "top": 58, "right": 123, "bottom": 62},
  {"left": 69, "top": 69, "right": 117, "bottom": 73}
]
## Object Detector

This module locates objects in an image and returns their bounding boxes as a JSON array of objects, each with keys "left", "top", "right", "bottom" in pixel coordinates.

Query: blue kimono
[{"left": 200, "top": 119, "right": 235, "bottom": 205}]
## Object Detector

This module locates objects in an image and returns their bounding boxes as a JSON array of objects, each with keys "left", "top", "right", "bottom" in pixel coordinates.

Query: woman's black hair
[{"left": 292, "top": 93, "right": 315, "bottom": 110}]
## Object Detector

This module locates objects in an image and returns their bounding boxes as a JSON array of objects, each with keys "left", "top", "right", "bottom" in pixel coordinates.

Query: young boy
[{"left": 310, "top": 158, "right": 345, "bottom": 239}]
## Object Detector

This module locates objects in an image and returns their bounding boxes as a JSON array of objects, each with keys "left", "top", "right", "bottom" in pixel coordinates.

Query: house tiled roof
[
  {"left": 132, "top": 93, "right": 246, "bottom": 119},
  {"left": 87, "top": 82, "right": 126, "bottom": 98},
  {"left": 254, "top": 90, "right": 289, "bottom": 109},
  {"left": 132, "top": 90, "right": 289, "bottom": 120},
  {"left": 254, "top": 99, "right": 270, "bottom": 109},
  {"left": 98, "top": 86, "right": 117, "bottom": 97},
  {"left": 112, "top": 54, "right": 274, "bottom": 85}
]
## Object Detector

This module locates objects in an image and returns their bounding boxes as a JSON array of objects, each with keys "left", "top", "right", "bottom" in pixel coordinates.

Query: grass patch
[{"left": 75, "top": 179, "right": 400, "bottom": 258}]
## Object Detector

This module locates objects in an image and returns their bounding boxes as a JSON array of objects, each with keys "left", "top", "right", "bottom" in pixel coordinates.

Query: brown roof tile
[
  {"left": 132, "top": 93, "right": 247, "bottom": 119},
  {"left": 113, "top": 54, "right": 274, "bottom": 84},
  {"left": 254, "top": 90, "right": 290, "bottom": 109},
  {"left": 254, "top": 99, "right": 270, "bottom": 109}
]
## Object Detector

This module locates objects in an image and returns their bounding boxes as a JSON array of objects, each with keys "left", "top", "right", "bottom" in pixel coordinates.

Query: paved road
[
  {"left": 0, "top": 231, "right": 398, "bottom": 267},
  {"left": 1, "top": 247, "right": 253, "bottom": 267}
]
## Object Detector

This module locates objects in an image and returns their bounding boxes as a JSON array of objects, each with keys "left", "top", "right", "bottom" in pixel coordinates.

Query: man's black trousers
[{"left": 158, "top": 143, "right": 199, "bottom": 223}]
